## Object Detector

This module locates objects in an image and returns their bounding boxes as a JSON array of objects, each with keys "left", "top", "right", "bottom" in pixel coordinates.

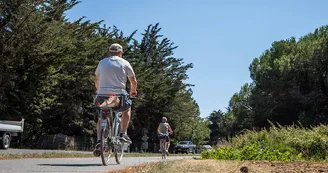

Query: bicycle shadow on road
[{"left": 37, "top": 163, "right": 117, "bottom": 167}]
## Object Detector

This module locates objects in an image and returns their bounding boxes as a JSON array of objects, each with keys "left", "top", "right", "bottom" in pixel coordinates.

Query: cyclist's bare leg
[
  {"left": 97, "top": 117, "right": 101, "bottom": 141},
  {"left": 119, "top": 107, "right": 132, "bottom": 143},
  {"left": 159, "top": 140, "right": 162, "bottom": 151},
  {"left": 167, "top": 141, "right": 171, "bottom": 151},
  {"left": 121, "top": 108, "right": 131, "bottom": 133},
  {"left": 93, "top": 117, "right": 102, "bottom": 157}
]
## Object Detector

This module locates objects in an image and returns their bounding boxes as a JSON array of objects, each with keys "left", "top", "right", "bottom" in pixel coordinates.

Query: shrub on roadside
[{"left": 201, "top": 123, "right": 328, "bottom": 161}]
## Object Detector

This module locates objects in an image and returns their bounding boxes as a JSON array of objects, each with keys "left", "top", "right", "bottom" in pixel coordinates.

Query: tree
[
  {"left": 190, "top": 117, "right": 210, "bottom": 146},
  {"left": 209, "top": 25, "right": 328, "bottom": 139},
  {"left": 126, "top": 24, "right": 196, "bottom": 149},
  {"left": 207, "top": 110, "right": 223, "bottom": 143},
  {"left": 163, "top": 91, "right": 206, "bottom": 143},
  {"left": 0, "top": 0, "right": 201, "bottom": 150}
]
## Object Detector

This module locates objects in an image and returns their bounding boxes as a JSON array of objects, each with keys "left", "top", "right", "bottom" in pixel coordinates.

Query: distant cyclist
[
  {"left": 94, "top": 43, "right": 137, "bottom": 145},
  {"left": 157, "top": 117, "right": 173, "bottom": 153}
]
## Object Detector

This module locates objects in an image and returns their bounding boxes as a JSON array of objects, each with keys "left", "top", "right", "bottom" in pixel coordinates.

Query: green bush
[{"left": 201, "top": 123, "right": 328, "bottom": 161}]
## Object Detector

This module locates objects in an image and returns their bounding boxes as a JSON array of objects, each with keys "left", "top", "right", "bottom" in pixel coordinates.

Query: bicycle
[
  {"left": 93, "top": 94, "right": 135, "bottom": 166},
  {"left": 159, "top": 133, "right": 169, "bottom": 160}
]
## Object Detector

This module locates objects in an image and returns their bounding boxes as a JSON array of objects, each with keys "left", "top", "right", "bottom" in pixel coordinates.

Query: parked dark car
[{"left": 174, "top": 141, "right": 196, "bottom": 154}]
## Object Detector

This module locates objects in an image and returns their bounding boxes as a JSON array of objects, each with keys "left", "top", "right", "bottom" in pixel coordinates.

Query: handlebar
[
  {"left": 158, "top": 132, "right": 172, "bottom": 136},
  {"left": 94, "top": 93, "right": 137, "bottom": 99},
  {"left": 93, "top": 93, "right": 136, "bottom": 109}
]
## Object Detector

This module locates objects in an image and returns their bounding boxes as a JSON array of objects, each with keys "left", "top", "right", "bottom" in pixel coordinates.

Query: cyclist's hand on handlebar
[{"left": 130, "top": 90, "right": 137, "bottom": 97}]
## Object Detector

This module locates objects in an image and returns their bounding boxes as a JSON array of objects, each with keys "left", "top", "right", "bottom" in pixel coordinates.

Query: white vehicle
[
  {"left": 0, "top": 118, "right": 24, "bottom": 149},
  {"left": 198, "top": 144, "right": 212, "bottom": 153}
]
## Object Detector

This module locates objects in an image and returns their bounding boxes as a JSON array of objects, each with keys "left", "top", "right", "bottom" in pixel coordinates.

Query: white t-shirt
[
  {"left": 159, "top": 123, "right": 169, "bottom": 134},
  {"left": 95, "top": 56, "right": 135, "bottom": 95}
]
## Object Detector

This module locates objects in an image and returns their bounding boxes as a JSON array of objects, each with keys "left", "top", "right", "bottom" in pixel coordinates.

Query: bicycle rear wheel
[{"left": 100, "top": 121, "right": 111, "bottom": 166}]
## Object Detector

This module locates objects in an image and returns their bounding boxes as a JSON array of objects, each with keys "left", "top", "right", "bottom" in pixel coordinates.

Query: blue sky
[{"left": 66, "top": 0, "right": 328, "bottom": 118}]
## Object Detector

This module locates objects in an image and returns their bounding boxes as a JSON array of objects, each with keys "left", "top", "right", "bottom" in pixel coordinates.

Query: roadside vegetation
[{"left": 202, "top": 123, "right": 328, "bottom": 161}]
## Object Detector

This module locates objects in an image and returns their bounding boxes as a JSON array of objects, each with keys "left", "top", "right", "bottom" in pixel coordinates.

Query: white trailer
[{"left": 0, "top": 119, "right": 24, "bottom": 149}]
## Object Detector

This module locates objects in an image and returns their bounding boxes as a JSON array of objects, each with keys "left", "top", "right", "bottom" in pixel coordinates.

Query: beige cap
[{"left": 109, "top": 43, "right": 123, "bottom": 53}]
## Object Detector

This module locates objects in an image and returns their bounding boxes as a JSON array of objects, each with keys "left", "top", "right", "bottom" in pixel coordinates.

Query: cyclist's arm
[
  {"left": 95, "top": 62, "right": 100, "bottom": 93},
  {"left": 95, "top": 75, "right": 100, "bottom": 92},
  {"left": 129, "top": 76, "right": 137, "bottom": 96},
  {"left": 168, "top": 124, "right": 173, "bottom": 134},
  {"left": 125, "top": 62, "right": 137, "bottom": 96},
  {"left": 157, "top": 125, "right": 161, "bottom": 134}
]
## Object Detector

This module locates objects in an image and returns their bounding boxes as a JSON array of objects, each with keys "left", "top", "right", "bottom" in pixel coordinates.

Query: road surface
[{"left": 0, "top": 155, "right": 195, "bottom": 173}]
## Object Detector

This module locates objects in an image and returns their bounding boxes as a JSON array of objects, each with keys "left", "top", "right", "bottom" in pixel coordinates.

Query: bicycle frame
[
  {"left": 161, "top": 136, "right": 168, "bottom": 159},
  {"left": 98, "top": 105, "right": 124, "bottom": 165},
  {"left": 100, "top": 107, "right": 121, "bottom": 143}
]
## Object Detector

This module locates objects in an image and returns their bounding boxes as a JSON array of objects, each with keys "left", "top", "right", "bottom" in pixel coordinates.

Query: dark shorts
[
  {"left": 158, "top": 133, "right": 170, "bottom": 142},
  {"left": 94, "top": 93, "right": 132, "bottom": 117}
]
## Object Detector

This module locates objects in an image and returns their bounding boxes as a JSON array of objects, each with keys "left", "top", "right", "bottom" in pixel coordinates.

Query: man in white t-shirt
[{"left": 94, "top": 43, "right": 137, "bottom": 145}]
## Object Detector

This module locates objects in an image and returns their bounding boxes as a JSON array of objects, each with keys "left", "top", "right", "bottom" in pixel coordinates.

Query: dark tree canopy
[{"left": 0, "top": 0, "right": 210, "bottom": 149}]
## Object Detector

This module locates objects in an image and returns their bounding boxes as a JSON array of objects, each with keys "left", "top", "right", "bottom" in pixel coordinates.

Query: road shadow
[{"left": 37, "top": 163, "right": 117, "bottom": 167}]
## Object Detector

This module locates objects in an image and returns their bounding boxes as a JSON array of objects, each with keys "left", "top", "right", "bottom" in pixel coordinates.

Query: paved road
[
  {"left": 0, "top": 156, "right": 195, "bottom": 173},
  {"left": 0, "top": 148, "right": 91, "bottom": 154}
]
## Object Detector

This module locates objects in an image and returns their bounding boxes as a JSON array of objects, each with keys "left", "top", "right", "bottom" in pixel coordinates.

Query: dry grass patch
[
  {"left": 0, "top": 152, "right": 94, "bottom": 160},
  {"left": 109, "top": 159, "right": 328, "bottom": 173}
]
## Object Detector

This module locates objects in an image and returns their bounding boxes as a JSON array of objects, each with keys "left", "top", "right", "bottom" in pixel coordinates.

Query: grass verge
[
  {"left": 0, "top": 152, "right": 94, "bottom": 160},
  {"left": 108, "top": 159, "right": 328, "bottom": 173},
  {"left": 0, "top": 152, "right": 197, "bottom": 160}
]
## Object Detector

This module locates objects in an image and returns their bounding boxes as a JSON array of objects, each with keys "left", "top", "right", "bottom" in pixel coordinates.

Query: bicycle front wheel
[
  {"left": 162, "top": 141, "right": 166, "bottom": 160},
  {"left": 114, "top": 143, "right": 124, "bottom": 164},
  {"left": 100, "top": 128, "right": 111, "bottom": 166},
  {"left": 114, "top": 118, "right": 124, "bottom": 164}
]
